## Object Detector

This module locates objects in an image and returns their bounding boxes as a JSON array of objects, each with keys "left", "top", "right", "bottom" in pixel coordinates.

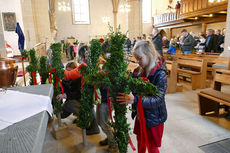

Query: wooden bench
[
  {"left": 198, "top": 69, "right": 230, "bottom": 115},
  {"left": 166, "top": 60, "right": 183, "bottom": 93},
  {"left": 177, "top": 57, "right": 207, "bottom": 90},
  {"left": 166, "top": 53, "right": 230, "bottom": 70},
  {"left": 166, "top": 60, "right": 173, "bottom": 72},
  {"left": 206, "top": 56, "right": 230, "bottom": 71}
]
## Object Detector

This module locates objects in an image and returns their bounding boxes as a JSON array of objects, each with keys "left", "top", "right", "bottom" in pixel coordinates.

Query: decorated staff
[
  {"left": 117, "top": 41, "right": 168, "bottom": 153},
  {"left": 26, "top": 49, "right": 38, "bottom": 85},
  {"left": 84, "top": 28, "right": 157, "bottom": 153},
  {"left": 76, "top": 39, "right": 102, "bottom": 146},
  {"left": 38, "top": 56, "right": 49, "bottom": 84},
  {"left": 50, "top": 43, "right": 65, "bottom": 127},
  {"left": 20, "top": 50, "right": 28, "bottom": 86}
]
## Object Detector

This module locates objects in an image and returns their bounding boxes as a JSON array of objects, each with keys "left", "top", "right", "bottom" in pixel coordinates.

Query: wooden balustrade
[
  {"left": 153, "top": 11, "right": 181, "bottom": 25},
  {"left": 181, "top": 0, "right": 227, "bottom": 18},
  {"left": 153, "top": 0, "right": 227, "bottom": 26}
]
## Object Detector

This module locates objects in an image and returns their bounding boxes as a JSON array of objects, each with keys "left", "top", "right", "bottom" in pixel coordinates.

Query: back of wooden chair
[{"left": 213, "top": 69, "right": 230, "bottom": 91}]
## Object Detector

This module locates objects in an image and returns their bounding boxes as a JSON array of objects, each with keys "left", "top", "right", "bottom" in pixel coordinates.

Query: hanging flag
[{"left": 15, "top": 22, "right": 25, "bottom": 51}]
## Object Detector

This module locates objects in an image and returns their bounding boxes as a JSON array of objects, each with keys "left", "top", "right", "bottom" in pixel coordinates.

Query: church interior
[{"left": 1, "top": 0, "right": 230, "bottom": 153}]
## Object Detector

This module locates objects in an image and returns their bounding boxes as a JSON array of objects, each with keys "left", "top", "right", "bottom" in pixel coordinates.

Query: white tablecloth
[{"left": 0, "top": 89, "right": 52, "bottom": 130}]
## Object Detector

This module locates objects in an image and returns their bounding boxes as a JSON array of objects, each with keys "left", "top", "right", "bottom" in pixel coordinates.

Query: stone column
[
  {"left": 112, "top": 0, "right": 120, "bottom": 32},
  {"left": 128, "top": 0, "right": 142, "bottom": 39},
  {"left": 221, "top": 0, "right": 230, "bottom": 57},
  {"left": 30, "top": 0, "right": 52, "bottom": 45},
  {"left": 0, "top": 14, "right": 6, "bottom": 57},
  {"left": 20, "top": 0, "right": 37, "bottom": 49},
  {"left": 49, "top": 0, "right": 58, "bottom": 42}
]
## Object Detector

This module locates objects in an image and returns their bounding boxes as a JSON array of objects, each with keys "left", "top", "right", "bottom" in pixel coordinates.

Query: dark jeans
[
  {"left": 61, "top": 99, "right": 80, "bottom": 118},
  {"left": 96, "top": 103, "right": 115, "bottom": 144},
  {"left": 61, "top": 99, "right": 96, "bottom": 119}
]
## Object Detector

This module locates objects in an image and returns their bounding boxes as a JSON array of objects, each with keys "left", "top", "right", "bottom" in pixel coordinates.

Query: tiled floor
[{"left": 42, "top": 86, "right": 230, "bottom": 153}]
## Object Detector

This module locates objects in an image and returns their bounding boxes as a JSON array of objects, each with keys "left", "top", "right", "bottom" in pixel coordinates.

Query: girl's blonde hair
[{"left": 133, "top": 41, "right": 161, "bottom": 76}]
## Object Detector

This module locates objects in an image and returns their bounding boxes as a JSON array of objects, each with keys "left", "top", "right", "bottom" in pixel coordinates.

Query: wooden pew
[
  {"left": 166, "top": 60, "right": 173, "bottom": 72},
  {"left": 177, "top": 57, "right": 207, "bottom": 90},
  {"left": 198, "top": 69, "right": 230, "bottom": 115},
  {"left": 166, "top": 60, "right": 183, "bottom": 93},
  {"left": 165, "top": 53, "right": 230, "bottom": 76},
  {"left": 167, "top": 60, "right": 178, "bottom": 93}
]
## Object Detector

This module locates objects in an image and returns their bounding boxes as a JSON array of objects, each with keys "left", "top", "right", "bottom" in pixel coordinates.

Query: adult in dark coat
[
  {"left": 152, "top": 28, "right": 163, "bottom": 56},
  {"left": 205, "top": 29, "right": 218, "bottom": 53},
  {"left": 133, "top": 38, "right": 137, "bottom": 47},
  {"left": 215, "top": 29, "right": 224, "bottom": 52},
  {"left": 125, "top": 38, "right": 132, "bottom": 54},
  {"left": 180, "top": 29, "right": 195, "bottom": 54}
]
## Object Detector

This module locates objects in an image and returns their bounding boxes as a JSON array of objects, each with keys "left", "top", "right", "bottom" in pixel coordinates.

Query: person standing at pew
[
  {"left": 205, "top": 29, "right": 218, "bottom": 53},
  {"left": 133, "top": 37, "right": 137, "bottom": 47},
  {"left": 117, "top": 41, "right": 168, "bottom": 153},
  {"left": 167, "top": 38, "right": 177, "bottom": 54},
  {"left": 152, "top": 28, "right": 163, "bottom": 56},
  {"left": 180, "top": 29, "right": 195, "bottom": 54},
  {"left": 215, "top": 29, "right": 224, "bottom": 53},
  {"left": 220, "top": 28, "right": 226, "bottom": 52}
]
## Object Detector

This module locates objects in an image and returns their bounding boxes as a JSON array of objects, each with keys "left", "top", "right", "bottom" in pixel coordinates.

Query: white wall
[
  {"left": 207, "top": 22, "right": 226, "bottom": 31},
  {"left": 143, "top": 23, "right": 152, "bottom": 37},
  {"left": 0, "top": 0, "right": 25, "bottom": 55},
  {"left": 152, "top": 0, "right": 177, "bottom": 16},
  {"left": 56, "top": 0, "right": 127, "bottom": 43},
  {"left": 0, "top": 14, "right": 6, "bottom": 57}
]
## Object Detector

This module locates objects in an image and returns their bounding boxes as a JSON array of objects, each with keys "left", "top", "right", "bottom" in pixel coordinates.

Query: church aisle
[{"left": 42, "top": 86, "right": 230, "bottom": 153}]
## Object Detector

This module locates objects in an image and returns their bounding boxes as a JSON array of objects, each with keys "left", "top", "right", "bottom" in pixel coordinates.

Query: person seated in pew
[
  {"left": 166, "top": 38, "right": 176, "bottom": 54},
  {"left": 57, "top": 45, "right": 100, "bottom": 135}
]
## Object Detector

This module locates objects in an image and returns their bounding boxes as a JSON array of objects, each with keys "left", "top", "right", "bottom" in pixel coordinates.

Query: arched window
[
  {"left": 142, "top": 0, "right": 151, "bottom": 23},
  {"left": 72, "top": 0, "right": 90, "bottom": 24}
]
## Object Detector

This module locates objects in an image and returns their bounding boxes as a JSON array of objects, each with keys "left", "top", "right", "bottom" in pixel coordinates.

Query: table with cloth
[{"left": 0, "top": 84, "right": 53, "bottom": 153}]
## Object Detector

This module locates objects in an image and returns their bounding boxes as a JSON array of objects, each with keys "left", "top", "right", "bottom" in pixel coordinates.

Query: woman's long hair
[{"left": 133, "top": 41, "right": 161, "bottom": 76}]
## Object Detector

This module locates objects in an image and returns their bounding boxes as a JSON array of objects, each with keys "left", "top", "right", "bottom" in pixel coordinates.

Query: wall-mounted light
[
  {"left": 209, "top": 0, "right": 222, "bottom": 3},
  {"left": 58, "top": 1, "right": 71, "bottom": 12},
  {"left": 195, "top": 17, "right": 198, "bottom": 20},
  {"left": 119, "top": 0, "right": 131, "bottom": 13},
  {"left": 209, "top": 14, "right": 213, "bottom": 17}
]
